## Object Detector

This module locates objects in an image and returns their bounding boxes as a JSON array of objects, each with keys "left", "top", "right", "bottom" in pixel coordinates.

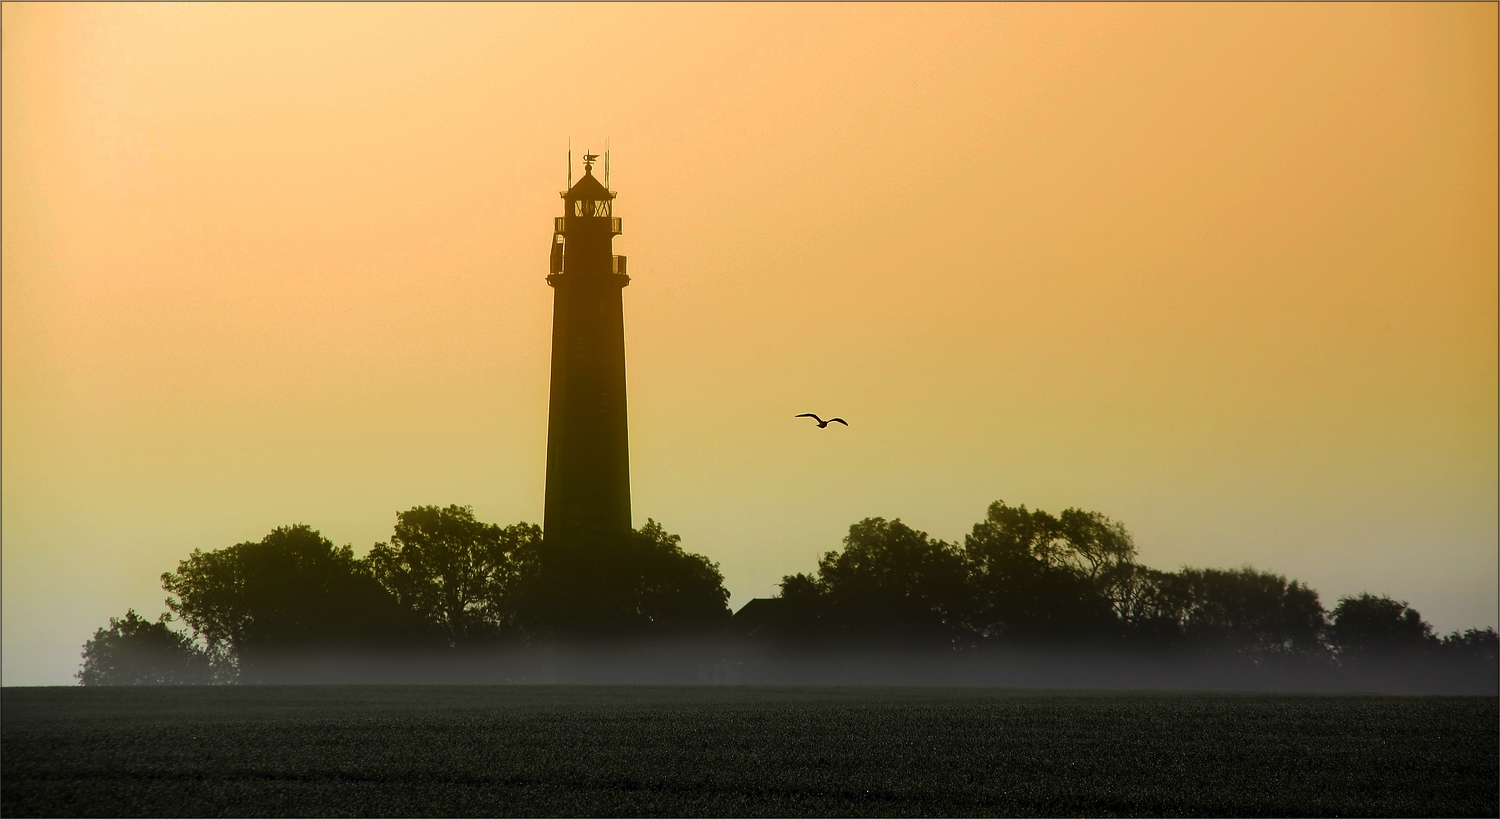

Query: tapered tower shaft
[{"left": 543, "top": 156, "right": 631, "bottom": 541}]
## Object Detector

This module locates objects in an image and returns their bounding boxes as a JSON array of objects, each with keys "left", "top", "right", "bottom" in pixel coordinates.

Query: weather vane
[{"left": 583, "top": 152, "right": 599, "bottom": 173}]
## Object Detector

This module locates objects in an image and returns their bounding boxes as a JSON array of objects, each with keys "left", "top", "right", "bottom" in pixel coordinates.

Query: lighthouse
[{"left": 542, "top": 153, "right": 632, "bottom": 541}]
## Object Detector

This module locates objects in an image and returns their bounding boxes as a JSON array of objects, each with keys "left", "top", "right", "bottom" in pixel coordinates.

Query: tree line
[
  {"left": 82, "top": 506, "right": 729, "bottom": 684},
  {"left": 768, "top": 503, "right": 1495, "bottom": 673},
  {"left": 79, "top": 500, "right": 1496, "bottom": 686}
]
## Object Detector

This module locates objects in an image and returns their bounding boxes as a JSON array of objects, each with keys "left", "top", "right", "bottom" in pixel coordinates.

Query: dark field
[{"left": 2, "top": 686, "right": 1495, "bottom": 817}]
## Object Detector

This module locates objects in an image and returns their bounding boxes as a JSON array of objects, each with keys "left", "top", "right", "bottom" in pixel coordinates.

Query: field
[{"left": 3, "top": 686, "right": 1495, "bottom": 817}]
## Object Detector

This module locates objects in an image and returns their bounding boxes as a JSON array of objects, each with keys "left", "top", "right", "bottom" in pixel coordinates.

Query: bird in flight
[{"left": 796, "top": 413, "right": 848, "bottom": 428}]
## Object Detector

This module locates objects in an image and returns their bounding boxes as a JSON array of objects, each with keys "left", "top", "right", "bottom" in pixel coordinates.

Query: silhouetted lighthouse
[{"left": 543, "top": 153, "right": 631, "bottom": 541}]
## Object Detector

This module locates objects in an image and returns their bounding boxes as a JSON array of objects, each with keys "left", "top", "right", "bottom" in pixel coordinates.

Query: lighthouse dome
[{"left": 564, "top": 169, "right": 613, "bottom": 202}]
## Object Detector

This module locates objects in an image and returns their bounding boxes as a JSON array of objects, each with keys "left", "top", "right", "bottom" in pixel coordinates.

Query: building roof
[
  {"left": 565, "top": 170, "right": 613, "bottom": 202},
  {"left": 726, "top": 597, "right": 796, "bottom": 639}
]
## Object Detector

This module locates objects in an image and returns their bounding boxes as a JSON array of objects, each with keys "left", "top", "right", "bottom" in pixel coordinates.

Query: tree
[
  {"left": 963, "top": 501, "right": 1133, "bottom": 642},
  {"left": 517, "top": 520, "right": 731, "bottom": 641},
  {"left": 1440, "top": 627, "right": 1499, "bottom": 659},
  {"left": 1122, "top": 567, "right": 1325, "bottom": 659},
  {"left": 162, "top": 524, "right": 431, "bottom": 680},
  {"left": 778, "top": 573, "right": 824, "bottom": 605},
  {"left": 366, "top": 505, "right": 539, "bottom": 646},
  {"left": 1053, "top": 508, "right": 1138, "bottom": 592},
  {"left": 77, "top": 610, "right": 216, "bottom": 686},
  {"left": 1327, "top": 593, "right": 1436, "bottom": 662},
  {"left": 629, "top": 520, "right": 733, "bottom": 632},
  {"left": 780, "top": 517, "right": 973, "bottom": 646},
  {"left": 1436, "top": 627, "right": 1499, "bottom": 686}
]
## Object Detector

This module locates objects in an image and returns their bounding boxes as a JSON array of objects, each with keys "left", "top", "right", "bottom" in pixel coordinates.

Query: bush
[{"left": 77, "top": 610, "right": 215, "bottom": 685}]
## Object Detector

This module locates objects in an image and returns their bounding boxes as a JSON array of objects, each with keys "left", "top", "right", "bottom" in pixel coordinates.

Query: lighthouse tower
[{"left": 542, "top": 153, "right": 632, "bottom": 541}]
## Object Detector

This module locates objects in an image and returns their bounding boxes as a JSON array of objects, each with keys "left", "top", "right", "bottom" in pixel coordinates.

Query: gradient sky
[{"left": 4, "top": 3, "right": 1495, "bottom": 685}]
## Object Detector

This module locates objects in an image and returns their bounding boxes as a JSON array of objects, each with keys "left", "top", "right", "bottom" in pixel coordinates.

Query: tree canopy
[
  {"left": 781, "top": 517, "right": 971, "bottom": 646},
  {"left": 1123, "top": 566, "right": 1326, "bottom": 659},
  {"left": 162, "top": 524, "right": 432, "bottom": 680},
  {"left": 367, "top": 506, "right": 540, "bottom": 646},
  {"left": 963, "top": 501, "right": 1132, "bottom": 642},
  {"left": 772, "top": 501, "right": 1378, "bottom": 666},
  {"left": 137, "top": 512, "right": 730, "bottom": 679},
  {"left": 1327, "top": 592, "right": 1436, "bottom": 661}
]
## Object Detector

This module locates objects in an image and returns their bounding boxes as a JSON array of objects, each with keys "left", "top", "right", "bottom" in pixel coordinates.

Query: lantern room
[
  {"left": 549, "top": 152, "right": 626, "bottom": 280},
  {"left": 558, "top": 154, "right": 623, "bottom": 235}
]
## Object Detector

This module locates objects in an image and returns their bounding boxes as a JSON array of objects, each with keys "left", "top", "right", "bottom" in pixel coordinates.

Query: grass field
[{"left": 2, "top": 686, "right": 1495, "bottom": 817}]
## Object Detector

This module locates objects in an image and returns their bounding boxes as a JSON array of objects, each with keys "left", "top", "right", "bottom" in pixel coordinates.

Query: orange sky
[{"left": 4, "top": 3, "right": 1495, "bottom": 684}]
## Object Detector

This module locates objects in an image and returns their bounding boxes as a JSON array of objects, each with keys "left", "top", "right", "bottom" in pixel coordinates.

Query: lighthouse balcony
[
  {"left": 612, "top": 255, "right": 627, "bottom": 275},
  {"left": 553, "top": 216, "right": 622, "bottom": 234}
]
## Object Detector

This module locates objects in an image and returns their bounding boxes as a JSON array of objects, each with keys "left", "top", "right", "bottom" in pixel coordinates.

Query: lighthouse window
[{"left": 570, "top": 199, "right": 612, "bottom": 217}]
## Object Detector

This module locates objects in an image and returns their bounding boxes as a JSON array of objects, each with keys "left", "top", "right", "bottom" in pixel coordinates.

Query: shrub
[{"left": 77, "top": 610, "right": 215, "bottom": 685}]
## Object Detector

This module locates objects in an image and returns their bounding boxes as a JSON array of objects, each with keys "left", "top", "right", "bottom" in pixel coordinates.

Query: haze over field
[{"left": 3, "top": 3, "right": 1496, "bottom": 685}]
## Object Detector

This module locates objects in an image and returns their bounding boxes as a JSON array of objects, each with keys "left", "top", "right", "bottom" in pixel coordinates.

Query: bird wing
[
  {"left": 829, "top": 418, "right": 849, "bottom": 426},
  {"left": 795, "top": 413, "right": 822, "bottom": 421}
]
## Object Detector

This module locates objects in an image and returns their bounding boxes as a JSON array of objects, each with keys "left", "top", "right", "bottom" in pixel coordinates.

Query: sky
[{"left": 3, "top": 3, "right": 1495, "bottom": 685}]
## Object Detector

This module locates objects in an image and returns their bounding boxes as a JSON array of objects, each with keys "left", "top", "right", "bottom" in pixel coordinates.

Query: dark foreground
[{"left": 3, "top": 686, "right": 1495, "bottom": 817}]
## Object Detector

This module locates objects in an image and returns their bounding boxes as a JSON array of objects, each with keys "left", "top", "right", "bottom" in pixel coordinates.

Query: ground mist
[{"left": 185, "top": 639, "right": 1498, "bottom": 695}]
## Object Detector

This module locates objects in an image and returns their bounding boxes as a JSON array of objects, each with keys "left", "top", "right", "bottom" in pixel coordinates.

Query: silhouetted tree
[
  {"left": 1327, "top": 593, "right": 1437, "bottom": 663},
  {"left": 1114, "top": 564, "right": 1190, "bottom": 647},
  {"left": 1053, "top": 508, "right": 1139, "bottom": 594},
  {"left": 963, "top": 501, "right": 1133, "bottom": 642},
  {"left": 778, "top": 572, "right": 824, "bottom": 606},
  {"left": 764, "top": 573, "right": 833, "bottom": 643},
  {"left": 779, "top": 517, "right": 973, "bottom": 646},
  {"left": 77, "top": 610, "right": 216, "bottom": 686},
  {"left": 629, "top": 520, "right": 733, "bottom": 631},
  {"left": 162, "top": 524, "right": 433, "bottom": 680},
  {"left": 367, "top": 506, "right": 540, "bottom": 646},
  {"left": 1121, "top": 566, "right": 1325, "bottom": 660},
  {"left": 1440, "top": 627, "right": 1499, "bottom": 659},
  {"left": 752, "top": 500, "right": 1499, "bottom": 692},
  {"left": 517, "top": 520, "right": 730, "bottom": 641},
  {"left": 1435, "top": 627, "right": 1500, "bottom": 689}
]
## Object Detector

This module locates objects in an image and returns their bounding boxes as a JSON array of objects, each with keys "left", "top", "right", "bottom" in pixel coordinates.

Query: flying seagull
[{"left": 796, "top": 413, "right": 848, "bottom": 428}]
